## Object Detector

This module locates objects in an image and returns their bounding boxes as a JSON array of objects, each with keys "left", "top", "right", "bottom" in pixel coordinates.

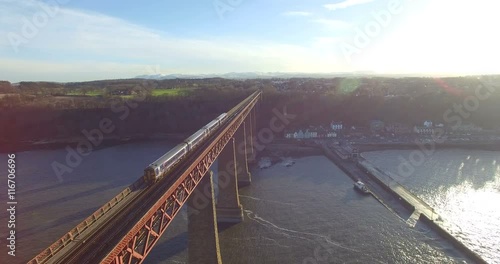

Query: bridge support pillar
[
  {"left": 235, "top": 122, "right": 252, "bottom": 187},
  {"left": 253, "top": 102, "right": 258, "bottom": 131},
  {"left": 251, "top": 107, "right": 259, "bottom": 163},
  {"left": 247, "top": 111, "right": 256, "bottom": 165},
  {"left": 216, "top": 138, "right": 244, "bottom": 223},
  {"left": 187, "top": 171, "right": 222, "bottom": 264}
]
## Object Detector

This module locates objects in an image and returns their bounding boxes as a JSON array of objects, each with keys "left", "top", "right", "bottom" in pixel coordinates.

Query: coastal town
[{"left": 283, "top": 120, "right": 500, "bottom": 144}]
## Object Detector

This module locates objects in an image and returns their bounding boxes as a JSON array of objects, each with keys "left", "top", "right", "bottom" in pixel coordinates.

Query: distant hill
[
  {"left": 135, "top": 72, "right": 378, "bottom": 80},
  {"left": 134, "top": 72, "right": 500, "bottom": 80}
]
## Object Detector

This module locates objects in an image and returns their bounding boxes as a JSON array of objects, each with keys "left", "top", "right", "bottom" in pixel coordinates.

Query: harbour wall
[
  {"left": 419, "top": 215, "right": 487, "bottom": 264},
  {"left": 322, "top": 144, "right": 488, "bottom": 264},
  {"left": 356, "top": 156, "right": 488, "bottom": 264}
]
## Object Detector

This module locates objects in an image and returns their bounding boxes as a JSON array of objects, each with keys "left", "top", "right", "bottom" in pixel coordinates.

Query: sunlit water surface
[
  {"left": 0, "top": 143, "right": 484, "bottom": 263},
  {"left": 363, "top": 149, "right": 500, "bottom": 264}
]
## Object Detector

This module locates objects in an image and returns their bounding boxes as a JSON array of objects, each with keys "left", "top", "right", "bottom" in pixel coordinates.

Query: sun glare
[{"left": 358, "top": 1, "right": 500, "bottom": 75}]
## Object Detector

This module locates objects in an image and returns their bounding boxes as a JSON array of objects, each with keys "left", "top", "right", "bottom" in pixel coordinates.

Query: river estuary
[{"left": 0, "top": 141, "right": 496, "bottom": 263}]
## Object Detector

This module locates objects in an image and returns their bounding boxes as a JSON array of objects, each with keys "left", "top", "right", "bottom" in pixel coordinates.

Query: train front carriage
[
  {"left": 154, "top": 143, "right": 188, "bottom": 181},
  {"left": 144, "top": 167, "right": 156, "bottom": 184}
]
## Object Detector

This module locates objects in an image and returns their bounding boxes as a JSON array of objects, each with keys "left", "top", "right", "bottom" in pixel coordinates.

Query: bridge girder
[
  {"left": 28, "top": 92, "right": 261, "bottom": 264},
  {"left": 105, "top": 93, "right": 260, "bottom": 264}
]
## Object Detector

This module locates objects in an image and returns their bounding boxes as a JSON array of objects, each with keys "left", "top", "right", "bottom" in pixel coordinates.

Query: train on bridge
[
  {"left": 28, "top": 91, "right": 260, "bottom": 264},
  {"left": 144, "top": 113, "right": 228, "bottom": 184}
]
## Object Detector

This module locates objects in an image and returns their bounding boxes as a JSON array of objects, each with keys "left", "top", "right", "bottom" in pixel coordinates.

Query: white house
[
  {"left": 304, "top": 130, "right": 318, "bottom": 139},
  {"left": 294, "top": 130, "right": 305, "bottom": 139},
  {"left": 423, "top": 120, "right": 433, "bottom": 128},
  {"left": 331, "top": 121, "right": 343, "bottom": 131},
  {"left": 414, "top": 126, "right": 435, "bottom": 135},
  {"left": 327, "top": 132, "right": 337, "bottom": 138}
]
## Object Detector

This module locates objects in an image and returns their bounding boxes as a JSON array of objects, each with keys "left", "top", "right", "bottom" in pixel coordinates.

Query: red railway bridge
[{"left": 29, "top": 91, "right": 262, "bottom": 264}]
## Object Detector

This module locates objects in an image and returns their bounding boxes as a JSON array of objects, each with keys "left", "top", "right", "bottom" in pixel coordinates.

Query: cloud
[
  {"left": 0, "top": 1, "right": 346, "bottom": 81},
  {"left": 282, "top": 11, "right": 312, "bottom": 17},
  {"left": 324, "top": 0, "right": 374, "bottom": 11},
  {"left": 0, "top": 58, "right": 153, "bottom": 82},
  {"left": 358, "top": 0, "right": 500, "bottom": 76},
  {"left": 313, "top": 19, "right": 351, "bottom": 30},
  {"left": 314, "top": 37, "right": 344, "bottom": 45}
]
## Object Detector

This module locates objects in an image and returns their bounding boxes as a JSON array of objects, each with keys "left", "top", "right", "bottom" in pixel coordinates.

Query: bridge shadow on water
[
  {"left": 217, "top": 222, "right": 240, "bottom": 232},
  {"left": 146, "top": 222, "right": 240, "bottom": 263},
  {"left": 146, "top": 231, "right": 188, "bottom": 263},
  {"left": 17, "top": 182, "right": 66, "bottom": 196},
  {"left": 19, "top": 179, "right": 133, "bottom": 215},
  {"left": 17, "top": 207, "right": 99, "bottom": 239}
]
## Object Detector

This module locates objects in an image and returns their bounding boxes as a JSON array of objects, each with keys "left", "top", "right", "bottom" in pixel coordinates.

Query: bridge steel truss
[
  {"left": 104, "top": 92, "right": 260, "bottom": 264},
  {"left": 28, "top": 91, "right": 260, "bottom": 264}
]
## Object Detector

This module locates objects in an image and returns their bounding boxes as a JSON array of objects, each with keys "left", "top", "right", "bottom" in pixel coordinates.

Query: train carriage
[
  {"left": 184, "top": 113, "right": 228, "bottom": 152},
  {"left": 184, "top": 129, "right": 207, "bottom": 151},
  {"left": 144, "top": 143, "right": 188, "bottom": 184},
  {"left": 143, "top": 111, "right": 231, "bottom": 185},
  {"left": 215, "top": 113, "right": 228, "bottom": 125},
  {"left": 203, "top": 119, "right": 219, "bottom": 132}
]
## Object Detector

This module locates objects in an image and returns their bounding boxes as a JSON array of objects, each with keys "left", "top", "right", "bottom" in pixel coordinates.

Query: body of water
[
  {"left": 363, "top": 149, "right": 500, "bottom": 264},
  {"left": 0, "top": 142, "right": 485, "bottom": 263}
]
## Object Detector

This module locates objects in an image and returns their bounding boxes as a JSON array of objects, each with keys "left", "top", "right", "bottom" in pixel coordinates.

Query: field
[
  {"left": 67, "top": 91, "right": 102, "bottom": 96},
  {"left": 151, "top": 88, "right": 192, "bottom": 96},
  {"left": 65, "top": 88, "right": 193, "bottom": 97}
]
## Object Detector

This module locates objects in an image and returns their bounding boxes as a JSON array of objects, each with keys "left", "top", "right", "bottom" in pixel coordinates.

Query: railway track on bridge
[
  {"left": 54, "top": 165, "right": 181, "bottom": 263},
  {"left": 55, "top": 131, "right": 227, "bottom": 263},
  {"left": 33, "top": 91, "right": 260, "bottom": 264}
]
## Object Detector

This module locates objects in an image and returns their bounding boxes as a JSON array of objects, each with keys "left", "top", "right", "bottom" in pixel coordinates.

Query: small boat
[{"left": 353, "top": 180, "right": 370, "bottom": 194}]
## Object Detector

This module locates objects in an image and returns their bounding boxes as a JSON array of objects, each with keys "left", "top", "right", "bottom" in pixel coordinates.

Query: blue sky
[{"left": 1, "top": 0, "right": 499, "bottom": 82}]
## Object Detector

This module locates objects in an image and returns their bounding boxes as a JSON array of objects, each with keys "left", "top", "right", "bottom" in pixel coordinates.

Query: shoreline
[
  {"left": 0, "top": 133, "right": 188, "bottom": 153},
  {"left": 356, "top": 141, "right": 500, "bottom": 152},
  {"left": 270, "top": 139, "right": 500, "bottom": 153},
  {"left": 5, "top": 136, "right": 500, "bottom": 154}
]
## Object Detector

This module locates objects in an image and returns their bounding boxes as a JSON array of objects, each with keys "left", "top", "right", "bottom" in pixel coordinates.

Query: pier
[
  {"left": 319, "top": 142, "right": 488, "bottom": 264},
  {"left": 357, "top": 157, "right": 439, "bottom": 224}
]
